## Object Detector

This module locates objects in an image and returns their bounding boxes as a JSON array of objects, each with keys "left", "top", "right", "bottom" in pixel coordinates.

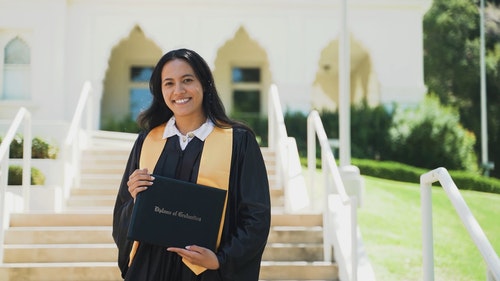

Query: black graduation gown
[{"left": 112, "top": 127, "right": 271, "bottom": 281}]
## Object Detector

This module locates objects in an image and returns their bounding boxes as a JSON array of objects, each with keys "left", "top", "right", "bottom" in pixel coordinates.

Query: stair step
[
  {"left": 271, "top": 214, "right": 323, "bottom": 227},
  {"left": 4, "top": 226, "right": 319, "bottom": 245},
  {"left": 268, "top": 226, "right": 323, "bottom": 244},
  {"left": 259, "top": 261, "right": 338, "bottom": 280},
  {"left": 3, "top": 244, "right": 117, "bottom": 263},
  {"left": 3, "top": 243, "right": 323, "bottom": 263},
  {"left": 4, "top": 226, "right": 113, "bottom": 244},
  {"left": 70, "top": 187, "right": 118, "bottom": 197},
  {"left": 9, "top": 212, "right": 112, "bottom": 227},
  {"left": 0, "top": 262, "right": 337, "bottom": 281},
  {"left": 0, "top": 262, "right": 122, "bottom": 281},
  {"left": 263, "top": 243, "right": 324, "bottom": 261},
  {"left": 66, "top": 196, "right": 116, "bottom": 207}
]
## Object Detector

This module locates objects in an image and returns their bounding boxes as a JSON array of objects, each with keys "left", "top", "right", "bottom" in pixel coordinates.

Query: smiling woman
[{"left": 112, "top": 48, "right": 271, "bottom": 281}]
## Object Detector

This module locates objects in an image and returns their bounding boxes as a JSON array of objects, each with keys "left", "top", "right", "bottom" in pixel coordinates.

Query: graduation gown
[{"left": 112, "top": 127, "right": 271, "bottom": 281}]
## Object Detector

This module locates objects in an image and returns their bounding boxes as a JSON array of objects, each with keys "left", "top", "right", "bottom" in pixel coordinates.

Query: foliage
[
  {"left": 284, "top": 105, "right": 393, "bottom": 160},
  {"left": 230, "top": 113, "right": 269, "bottom": 147},
  {"left": 350, "top": 102, "right": 393, "bottom": 160},
  {"left": 0, "top": 135, "right": 58, "bottom": 159},
  {"left": 351, "top": 158, "right": 500, "bottom": 194},
  {"left": 283, "top": 111, "right": 309, "bottom": 156},
  {"left": 101, "top": 114, "right": 141, "bottom": 133},
  {"left": 388, "top": 95, "right": 478, "bottom": 172},
  {"left": 8, "top": 165, "right": 46, "bottom": 186},
  {"left": 424, "top": 0, "right": 500, "bottom": 178},
  {"left": 424, "top": 0, "right": 480, "bottom": 107}
]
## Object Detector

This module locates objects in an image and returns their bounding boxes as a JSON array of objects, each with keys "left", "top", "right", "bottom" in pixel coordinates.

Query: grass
[{"left": 358, "top": 175, "right": 500, "bottom": 281}]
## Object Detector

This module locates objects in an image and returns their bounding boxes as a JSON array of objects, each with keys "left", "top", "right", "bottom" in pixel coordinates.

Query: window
[
  {"left": 231, "top": 67, "right": 261, "bottom": 114},
  {"left": 129, "top": 66, "right": 153, "bottom": 120},
  {"left": 2, "top": 37, "right": 31, "bottom": 100}
]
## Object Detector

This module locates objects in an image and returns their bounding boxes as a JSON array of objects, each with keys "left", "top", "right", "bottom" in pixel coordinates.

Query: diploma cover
[
  {"left": 127, "top": 175, "right": 227, "bottom": 251},
  {"left": 128, "top": 124, "right": 233, "bottom": 275}
]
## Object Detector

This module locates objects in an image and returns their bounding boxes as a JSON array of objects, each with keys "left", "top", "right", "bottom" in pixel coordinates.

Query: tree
[{"left": 423, "top": 0, "right": 500, "bottom": 177}]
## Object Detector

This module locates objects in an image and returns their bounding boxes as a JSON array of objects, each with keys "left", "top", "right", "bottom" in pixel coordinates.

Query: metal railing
[
  {"left": 0, "top": 107, "right": 32, "bottom": 262},
  {"left": 421, "top": 167, "right": 500, "bottom": 281},
  {"left": 308, "top": 110, "right": 358, "bottom": 281},
  {"left": 62, "top": 81, "right": 93, "bottom": 203}
]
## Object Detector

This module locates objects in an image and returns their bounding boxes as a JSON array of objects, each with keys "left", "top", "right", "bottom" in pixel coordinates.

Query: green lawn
[{"left": 358, "top": 176, "right": 500, "bottom": 281}]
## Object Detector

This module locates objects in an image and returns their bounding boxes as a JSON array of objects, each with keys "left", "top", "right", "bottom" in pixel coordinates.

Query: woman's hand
[
  {"left": 127, "top": 168, "right": 154, "bottom": 202},
  {"left": 167, "top": 245, "right": 220, "bottom": 270}
]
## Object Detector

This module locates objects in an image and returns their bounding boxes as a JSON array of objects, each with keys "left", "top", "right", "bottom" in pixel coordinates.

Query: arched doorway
[
  {"left": 101, "top": 25, "right": 162, "bottom": 131},
  {"left": 312, "top": 37, "right": 379, "bottom": 111},
  {"left": 213, "top": 26, "right": 272, "bottom": 118}
]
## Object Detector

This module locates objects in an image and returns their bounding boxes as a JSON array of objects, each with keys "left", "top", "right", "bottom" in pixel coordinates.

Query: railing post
[
  {"left": 0, "top": 147, "right": 8, "bottom": 263},
  {"left": 63, "top": 81, "right": 92, "bottom": 204},
  {"left": 421, "top": 172, "right": 435, "bottom": 281},
  {"left": 307, "top": 112, "right": 317, "bottom": 196},
  {"left": 0, "top": 107, "right": 32, "bottom": 262},
  {"left": 22, "top": 111, "right": 32, "bottom": 212},
  {"left": 268, "top": 86, "right": 276, "bottom": 151},
  {"left": 351, "top": 196, "right": 358, "bottom": 281}
]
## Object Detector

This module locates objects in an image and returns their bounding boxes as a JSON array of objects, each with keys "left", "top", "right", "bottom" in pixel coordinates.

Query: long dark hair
[{"left": 137, "top": 48, "right": 252, "bottom": 133}]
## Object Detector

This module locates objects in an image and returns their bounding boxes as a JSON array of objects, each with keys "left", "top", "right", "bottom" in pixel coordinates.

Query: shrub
[
  {"left": 0, "top": 135, "right": 58, "bottom": 159},
  {"left": 230, "top": 113, "right": 269, "bottom": 147},
  {"left": 351, "top": 158, "right": 500, "bottom": 194},
  {"left": 388, "top": 95, "right": 478, "bottom": 172},
  {"left": 8, "top": 165, "right": 46, "bottom": 185},
  {"left": 101, "top": 114, "right": 140, "bottom": 133}
]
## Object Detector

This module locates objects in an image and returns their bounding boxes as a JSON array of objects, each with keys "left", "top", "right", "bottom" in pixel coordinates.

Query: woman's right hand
[{"left": 127, "top": 168, "right": 155, "bottom": 202}]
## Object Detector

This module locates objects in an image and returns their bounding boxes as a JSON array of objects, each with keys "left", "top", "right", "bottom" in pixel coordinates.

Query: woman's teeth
[{"left": 175, "top": 98, "right": 189, "bottom": 104}]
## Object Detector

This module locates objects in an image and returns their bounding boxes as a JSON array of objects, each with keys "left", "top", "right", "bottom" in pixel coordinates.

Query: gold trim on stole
[{"left": 128, "top": 123, "right": 233, "bottom": 276}]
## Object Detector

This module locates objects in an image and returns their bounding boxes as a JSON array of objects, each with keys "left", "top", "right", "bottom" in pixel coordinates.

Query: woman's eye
[{"left": 183, "top": 78, "right": 193, "bottom": 83}]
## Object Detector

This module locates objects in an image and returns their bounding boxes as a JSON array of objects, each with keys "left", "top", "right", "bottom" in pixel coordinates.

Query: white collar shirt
[{"left": 163, "top": 117, "right": 215, "bottom": 150}]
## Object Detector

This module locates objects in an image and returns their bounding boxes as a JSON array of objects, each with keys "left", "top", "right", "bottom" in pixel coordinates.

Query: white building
[{"left": 1, "top": 0, "right": 431, "bottom": 132}]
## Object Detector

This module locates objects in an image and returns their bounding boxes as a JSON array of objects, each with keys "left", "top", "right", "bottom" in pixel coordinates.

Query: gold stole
[{"left": 128, "top": 123, "right": 233, "bottom": 275}]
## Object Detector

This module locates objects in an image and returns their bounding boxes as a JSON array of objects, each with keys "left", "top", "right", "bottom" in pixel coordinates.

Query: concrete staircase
[{"left": 0, "top": 131, "right": 338, "bottom": 280}]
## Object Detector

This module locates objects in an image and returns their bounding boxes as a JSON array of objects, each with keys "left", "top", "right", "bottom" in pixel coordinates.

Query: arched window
[{"left": 2, "top": 37, "right": 31, "bottom": 100}]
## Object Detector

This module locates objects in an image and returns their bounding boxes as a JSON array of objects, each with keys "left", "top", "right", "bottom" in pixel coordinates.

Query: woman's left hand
[{"left": 167, "top": 245, "right": 220, "bottom": 270}]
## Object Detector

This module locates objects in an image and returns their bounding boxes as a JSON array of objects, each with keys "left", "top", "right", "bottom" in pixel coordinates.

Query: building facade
[{"left": 0, "top": 0, "right": 431, "bottom": 133}]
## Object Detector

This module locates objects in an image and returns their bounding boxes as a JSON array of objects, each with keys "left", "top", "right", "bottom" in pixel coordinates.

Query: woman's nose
[{"left": 174, "top": 83, "right": 185, "bottom": 94}]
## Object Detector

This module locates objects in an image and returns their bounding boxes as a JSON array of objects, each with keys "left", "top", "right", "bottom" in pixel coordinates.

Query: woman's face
[{"left": 161, "top": 58, "right": 205, "bottom": 121}]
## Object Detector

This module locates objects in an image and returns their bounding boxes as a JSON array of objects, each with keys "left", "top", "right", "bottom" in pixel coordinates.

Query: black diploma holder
[{"left": 127, "top": 174, "right": 227, "bottom": 251}]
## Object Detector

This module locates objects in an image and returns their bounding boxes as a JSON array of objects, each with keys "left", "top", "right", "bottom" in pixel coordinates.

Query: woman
[{"left": 112, "top": 48, "right": 271, "bottom": 281}]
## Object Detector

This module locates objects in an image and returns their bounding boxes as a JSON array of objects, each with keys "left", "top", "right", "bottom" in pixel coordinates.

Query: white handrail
[
  {"left": 65, "top": 81, "right": 93, "bottom": 146},
  {"left": 307, "top": 110, "right": 358, "bottom": 281},
  {"left": 0, "top": 107, "right": 32, "bottom": 262},
  {"left": 62, "top": 81, "right": 93, "bottom": 202},
  {"left": 268, "top": 84, "right": 287, "bottom": 191},
  {"left": 268, "top": 84, "right": 310, "bottom": 212},
  {"left": 421, "top": 167, "right": 500, "bottom": 281}
]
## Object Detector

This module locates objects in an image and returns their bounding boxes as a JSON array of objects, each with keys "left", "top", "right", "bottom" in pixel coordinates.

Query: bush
[
  {"left": 351, "top": 158, "right": 500, "bottom": 194},
  {"left": 230, "top": 113, "right": 269, "bottom": 147},
  {"left": 101, "top": 114, "right": 140, "bottom": 133},
  {"left": 284, "top": 111, "right": 309, "bottom": 156},
  {"left": 0, "top": 135, "right": 58, "bottom": 159},
  {"left": 8, "top": 165, "right": 46, "bottom": 185},
  {"left": 388, "top": 95, "right": 478, "bottom": 172}
]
